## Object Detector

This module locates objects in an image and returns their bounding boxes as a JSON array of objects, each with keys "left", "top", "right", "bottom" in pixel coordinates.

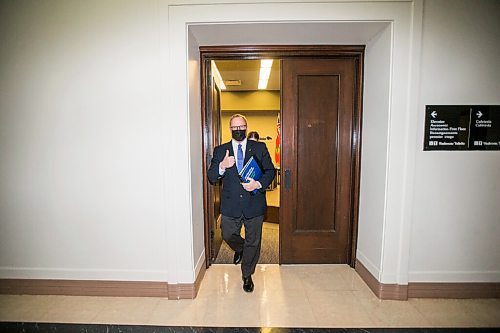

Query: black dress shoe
[
  {"left": 233, "top": 251, "right": 243, "bottom": 265},
  {"left": 242, "top": 275, "right": 254, "bottom": 292}
]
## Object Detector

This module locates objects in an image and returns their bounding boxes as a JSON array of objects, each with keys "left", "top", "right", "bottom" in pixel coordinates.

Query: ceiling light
[
  {"left": 211, "top": 61, "right": 226, "bottom": 90},
  {"left": 258, "top": 59, "right": 273, "bottom": 90},
  {"left": 259, "top": 67, "right": 272, "bottom": 80},
  {"left": 261, "top": 59, "right": 273, "bottom": 68}
]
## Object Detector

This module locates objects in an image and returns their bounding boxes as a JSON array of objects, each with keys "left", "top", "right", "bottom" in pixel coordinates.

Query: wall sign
[{"left": 424, "top": 105, "right": 500, "bottom": 151}]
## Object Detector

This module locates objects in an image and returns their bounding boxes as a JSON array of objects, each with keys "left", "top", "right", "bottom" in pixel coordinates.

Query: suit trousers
[{"left": 221, "top": 214, "right": 264, "bottom": 278}]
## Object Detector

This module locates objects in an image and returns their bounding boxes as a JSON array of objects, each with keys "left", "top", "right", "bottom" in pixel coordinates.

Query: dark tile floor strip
[{"left": 0, "top": 323, "right": 498, "bottom": 333}]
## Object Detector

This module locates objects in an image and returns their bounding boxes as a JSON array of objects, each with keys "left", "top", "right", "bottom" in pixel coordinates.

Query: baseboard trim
[
  {"left": 355, "top": 259, "right": 408, "bottom": 300},
  {"left": 355, "top": 260, "right": 500, "bottom": 300},
  {"left": 0, "top": 279, "right": 169, "bottom": 297},
  {"left": 408, "top": 282, "right": 500, "bottom": 298},
  {"left": 167, "top": 262, "right": 207, "bottom": 299},
  {"left": 355, "top": 250, "right": 380, "bottom": 279},
  {"left": 0, "top": 261, "right": 207, "bottom": 299}
]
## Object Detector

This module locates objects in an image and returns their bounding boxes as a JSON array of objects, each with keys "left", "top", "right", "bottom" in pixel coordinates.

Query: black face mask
[{"left": 231, "top": 129, "right": 246, "bottom": 142}]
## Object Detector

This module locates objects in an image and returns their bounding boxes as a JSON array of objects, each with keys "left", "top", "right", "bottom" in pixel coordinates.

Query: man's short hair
[{"left": 229, "top": 114, "right": 247, "bottom": 126}]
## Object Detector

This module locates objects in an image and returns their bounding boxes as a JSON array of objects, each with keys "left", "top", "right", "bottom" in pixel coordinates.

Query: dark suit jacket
[{"left": 207, "top": 140, "right": 276, "bottom": 219}]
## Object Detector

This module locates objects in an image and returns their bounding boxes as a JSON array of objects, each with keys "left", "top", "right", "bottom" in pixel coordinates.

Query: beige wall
[
  {"left": 220, "top": 91, "right": 280, "bottom": 166},
  {"left": 221, "top": 91, "right": 280, "bottom": 111},
  {"left": 221, "top": 111, "right": 279, "bottom": 166}
]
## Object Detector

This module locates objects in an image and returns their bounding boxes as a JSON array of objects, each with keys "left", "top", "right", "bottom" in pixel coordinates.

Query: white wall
[
  {"left": 188, "top": 29, "right": 205, "bottom": 279},
  {"left": 409, "top": 0, "right": 500, "bottom": 282},
  {"left": 2, "top": 0, "right": 496, "bottom": 287},
  {"left": 0, "top": 0, "right": 170, "bottom": 280},
  {"left": 0, "top": 0, "right": 416, "bottom": 285},
  {"left": 356, "top": 24, "right": 392, "bottom": 279}
]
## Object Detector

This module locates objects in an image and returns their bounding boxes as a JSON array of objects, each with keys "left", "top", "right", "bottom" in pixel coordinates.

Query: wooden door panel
[
  {"left": 296, "top": 74, "right": 339, "bottom": 232},
  {"left": 206, "top": 76, "right": 223, "bottom": 263},
  {"left": 211, "top": 80, "right": 223, "bottom": 262},
  {"left": 281, "top": 58, "right": 357, "bottom": 264}
]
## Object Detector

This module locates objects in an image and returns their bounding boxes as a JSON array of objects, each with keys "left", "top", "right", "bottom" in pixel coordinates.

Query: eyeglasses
[{"left": 230, "top": 125, "right": 247, "bottom": 130}]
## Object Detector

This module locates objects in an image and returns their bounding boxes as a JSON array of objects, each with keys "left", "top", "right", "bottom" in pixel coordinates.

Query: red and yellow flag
[{"left": 275, "top": 113, "right": 280, "bottom": 165}]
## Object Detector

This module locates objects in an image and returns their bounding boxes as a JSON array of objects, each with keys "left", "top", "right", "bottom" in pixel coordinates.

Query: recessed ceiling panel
[{"left": 214, "top": 59, "right": 280, "bottom": 91}]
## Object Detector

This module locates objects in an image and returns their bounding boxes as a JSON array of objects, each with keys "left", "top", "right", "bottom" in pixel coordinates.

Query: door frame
[{"left": 200, "top": 45, "right": 364, "bottom": 268}]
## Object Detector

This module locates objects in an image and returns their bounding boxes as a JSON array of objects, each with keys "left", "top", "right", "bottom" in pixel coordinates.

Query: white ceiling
[
  {"left": 191, "top": 21, "right": 388, "bottom": 91},
  {"left": 190, "top": 21, "right": 388, "bottom": 46}
]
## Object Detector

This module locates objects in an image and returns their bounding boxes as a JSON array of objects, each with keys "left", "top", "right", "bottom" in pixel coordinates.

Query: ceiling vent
[{"left": 224, "top": 80, "right": 242, "bottom": 86}]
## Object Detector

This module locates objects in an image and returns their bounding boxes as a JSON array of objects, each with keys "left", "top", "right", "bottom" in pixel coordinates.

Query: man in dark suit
[{"left": 207, "top": 114, "right": 276, "bottom": 292}]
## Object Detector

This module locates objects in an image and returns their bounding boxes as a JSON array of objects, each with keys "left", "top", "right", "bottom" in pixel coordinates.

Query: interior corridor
[{"left": 1, "top": 264, "right": 498, "bottom": 328}]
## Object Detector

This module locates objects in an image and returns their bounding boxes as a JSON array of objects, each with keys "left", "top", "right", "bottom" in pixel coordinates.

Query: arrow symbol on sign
[
  {"left": 476, "top": 111, "right": 483, "bottom": 118},
  {"left": 431, "top": 111, "right": 437, "bottom": 118}
]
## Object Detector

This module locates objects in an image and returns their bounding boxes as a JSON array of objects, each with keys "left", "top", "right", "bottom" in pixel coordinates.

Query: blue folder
[{"left": 238, "top": 156, "right": 262, "bottom": 193}]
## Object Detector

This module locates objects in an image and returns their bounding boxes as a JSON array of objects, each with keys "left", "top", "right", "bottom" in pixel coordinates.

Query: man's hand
[
  {"left": 219, "top": 150, "right": 235, "bottom": 170},
  {"left": 242, "top": 178, "right": 260, "bottom": 192}
]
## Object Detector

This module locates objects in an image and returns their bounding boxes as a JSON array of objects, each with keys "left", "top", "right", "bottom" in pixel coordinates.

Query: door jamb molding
[{"left": 200, "top": 45, "right": 364, "bottom": 268}]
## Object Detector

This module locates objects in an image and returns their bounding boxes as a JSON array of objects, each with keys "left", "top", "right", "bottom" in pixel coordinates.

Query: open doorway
[
  {"left": 209, "top": 59, "right": 281, "bottom": 265},
  {"left": 201, "top": 46, "right": 364, "bottom": 268}
]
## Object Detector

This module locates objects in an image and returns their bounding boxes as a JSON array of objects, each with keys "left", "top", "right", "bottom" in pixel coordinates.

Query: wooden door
[
  {"left": 280, "top": 58, "right": 360, "bottom": 264},
  {"left": 207, "top": 78, "right": 223, "bottom": 263}
]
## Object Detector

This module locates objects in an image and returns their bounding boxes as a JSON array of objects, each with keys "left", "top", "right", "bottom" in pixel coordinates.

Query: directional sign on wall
[
  {"left": 469, "top": 106, "right": 500, "bottom": 150},
  {"left": 424, "top": 105, "right": 500, "bottom": 151}
]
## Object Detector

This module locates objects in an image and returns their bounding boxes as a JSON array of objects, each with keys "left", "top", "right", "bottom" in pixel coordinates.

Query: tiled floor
[{"left": 0, "top": 264, "right": 499, "bottom": 328}]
